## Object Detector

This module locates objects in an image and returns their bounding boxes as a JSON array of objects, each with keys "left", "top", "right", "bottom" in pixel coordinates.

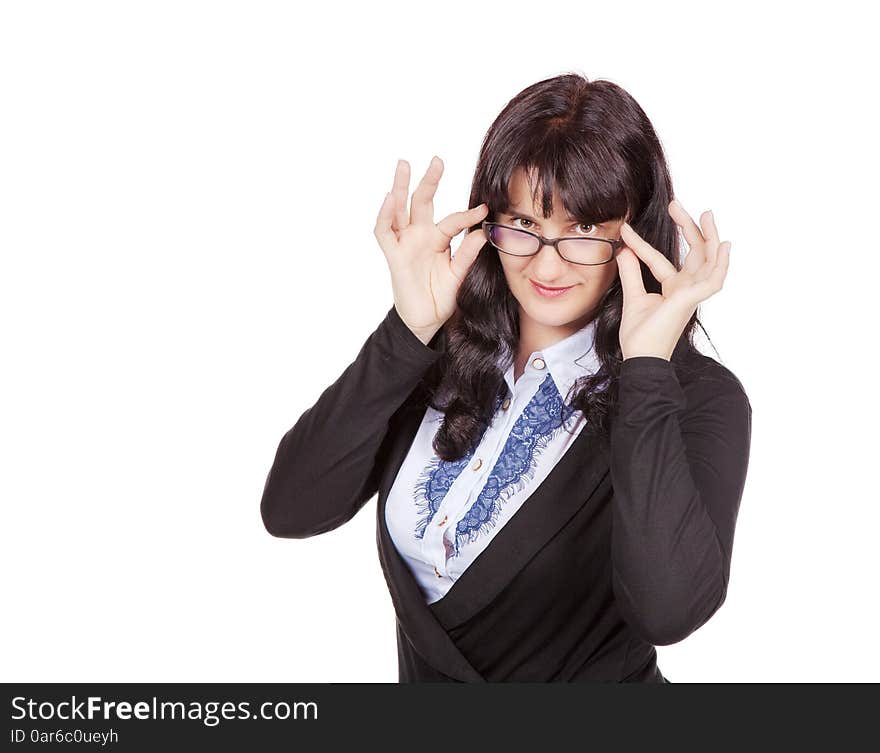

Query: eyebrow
[{"left": 503, "top": 208, "right": 605, "bottom": 226}]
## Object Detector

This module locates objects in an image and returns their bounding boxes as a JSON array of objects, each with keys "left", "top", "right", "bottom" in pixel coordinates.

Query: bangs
[{"left": 486, "top": 132, "right": 632, "bottom": 226}]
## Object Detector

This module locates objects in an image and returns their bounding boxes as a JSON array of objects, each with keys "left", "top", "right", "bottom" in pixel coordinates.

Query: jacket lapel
[
  {"left": 375, "top": 387, "right": 611, "bottom": 680},
  {"left": 375, "top": 400, "right": 486, "bottom": 682},
  {"left": 427, "top": 416, "right": 610, "bottom": 631}
]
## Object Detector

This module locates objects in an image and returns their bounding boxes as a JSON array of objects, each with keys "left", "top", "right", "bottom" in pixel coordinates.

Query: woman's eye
[{"left": 510, "top": 217, "right": 596, "bottom": 235}]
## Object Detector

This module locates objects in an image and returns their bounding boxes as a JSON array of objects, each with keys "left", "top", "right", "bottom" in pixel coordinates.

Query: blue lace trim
[{"left": 412, "top": 373, "right": 579, "bottom": 558}]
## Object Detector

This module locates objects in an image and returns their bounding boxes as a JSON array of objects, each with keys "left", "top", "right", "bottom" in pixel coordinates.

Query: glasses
[{"left": 482, "top": 221, "right": 625, "bottom": 266}]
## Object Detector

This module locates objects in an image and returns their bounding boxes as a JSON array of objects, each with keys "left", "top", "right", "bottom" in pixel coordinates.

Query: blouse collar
[{"left": 501, "top": 316, "right": 602, "bottom": 399}]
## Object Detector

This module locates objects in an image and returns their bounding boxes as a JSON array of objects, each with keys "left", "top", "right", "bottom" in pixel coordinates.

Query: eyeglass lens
[{"left": 488, "top": 225, "right": 611, "bottom": 265}]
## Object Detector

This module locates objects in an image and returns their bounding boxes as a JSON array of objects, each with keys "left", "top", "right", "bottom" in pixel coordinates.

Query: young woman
[{"left": 260, "top": 73, "right": 752, "bottom": 683}]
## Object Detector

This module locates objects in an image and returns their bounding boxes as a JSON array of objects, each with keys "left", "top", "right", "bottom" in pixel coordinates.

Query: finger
[
  {"left": 669, "top": 199, "right": 710, "bottom": 261},
  {"left": 615, "top": 246, "right": 646, "bottom": 301},
  {"left": 620, "top": 222, "right": 676, "bottom": 283},
  {"left": 410, "top": 156, "right": 443, "bottom": 225},
  {"left": 373, "top": 192, "right": 399, "bottom": 255},
  {"left": 700, "top": 209, "right": 720, "bottom": 247},
  {"left": 693, "top": 241, "right": 731, "bottom": 296},
  {"left": 391, "top": 160, "right": 411, "bottom": 232},
  {"left": 449, "top": 225, "right": 488, "bottom": 282},
  {"left": 681, "top": 235, "right": 707, "bottom": 274},
  {"left": 437, "top": 203, "right": 489, "bottom": 241},
  {"left": 700, "top": 209, "right": 720, "bottom": 267}
]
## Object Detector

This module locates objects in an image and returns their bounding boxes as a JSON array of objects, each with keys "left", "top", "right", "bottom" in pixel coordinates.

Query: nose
[{"left": 530, "top": 240, "right": 569, "bottom": 274}]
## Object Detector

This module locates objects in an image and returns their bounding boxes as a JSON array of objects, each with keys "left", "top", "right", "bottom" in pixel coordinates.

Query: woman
[{"left": 260, "top": 73, "right": 752, "bottom": 683}]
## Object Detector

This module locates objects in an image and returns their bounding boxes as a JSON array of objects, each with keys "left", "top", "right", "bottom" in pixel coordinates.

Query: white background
[{"left": 1, "top": 0, "right": 877, "bottom": 682}]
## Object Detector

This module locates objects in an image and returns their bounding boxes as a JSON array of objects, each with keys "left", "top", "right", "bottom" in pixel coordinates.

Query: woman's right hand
[{"left": 373, "top": 156, "right": 489, "bottom": 345}]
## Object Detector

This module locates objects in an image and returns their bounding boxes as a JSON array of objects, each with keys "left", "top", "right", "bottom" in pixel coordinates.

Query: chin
[{"left": 517, "top": 294, "right": 592, "bottom": 328}]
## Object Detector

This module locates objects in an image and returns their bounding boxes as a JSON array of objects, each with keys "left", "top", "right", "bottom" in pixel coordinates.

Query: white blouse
[{"left": 385, "top": 316, "right": 602, "bottom": 604}]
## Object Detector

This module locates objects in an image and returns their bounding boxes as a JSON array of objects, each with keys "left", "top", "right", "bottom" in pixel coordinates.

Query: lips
[
  {"left": 532, "top": 281, "right": 573, "bottom": 291},
  {"left": 530, "top": 279, "right": 576, "bottom": 298}
]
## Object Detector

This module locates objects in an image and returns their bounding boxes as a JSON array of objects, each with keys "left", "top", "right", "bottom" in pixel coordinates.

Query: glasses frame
[{"left": 481, "top": 220, "right": 625, "bottom": 266}]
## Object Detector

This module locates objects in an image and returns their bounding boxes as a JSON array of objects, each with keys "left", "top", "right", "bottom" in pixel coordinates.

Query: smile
[{"left": 530, "top": 280, "right": 576, "bottom": 298}]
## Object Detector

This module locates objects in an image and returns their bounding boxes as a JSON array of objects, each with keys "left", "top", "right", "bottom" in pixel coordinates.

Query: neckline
[{"left": 380, "top": 400, "right": 610, "bottom": 631}]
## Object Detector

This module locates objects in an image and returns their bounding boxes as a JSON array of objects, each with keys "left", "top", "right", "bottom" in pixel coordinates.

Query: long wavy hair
[{"left": 420, "top": 73, "right": 717, "bottom": 462}]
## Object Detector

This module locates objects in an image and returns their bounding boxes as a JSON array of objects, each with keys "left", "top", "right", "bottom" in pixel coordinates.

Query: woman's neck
[{"left": 516, "top": 307, "right": 593, "bottom": 373}]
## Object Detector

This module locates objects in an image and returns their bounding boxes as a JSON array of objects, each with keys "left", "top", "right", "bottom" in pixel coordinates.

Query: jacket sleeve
[
  {"left": 260, "top": 304, "right": 445, "bottom": 539},
  {"left": 609, "top": 355, "right": 752, "bottom": 646}
]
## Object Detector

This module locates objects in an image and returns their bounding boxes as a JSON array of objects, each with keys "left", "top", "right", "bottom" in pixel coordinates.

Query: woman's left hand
[{"left": 615, "top": 199, "right": 731, "bottom": 361}]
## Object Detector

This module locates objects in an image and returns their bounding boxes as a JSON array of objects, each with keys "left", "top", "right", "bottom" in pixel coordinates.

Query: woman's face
[{"left": 495, "top": 168, "right": 625, "bottom": 333}]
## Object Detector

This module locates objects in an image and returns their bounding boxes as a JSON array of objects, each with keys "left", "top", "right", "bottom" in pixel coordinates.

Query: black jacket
[{"left": 260, "top": 304, "right": 752, "bottom": 682}]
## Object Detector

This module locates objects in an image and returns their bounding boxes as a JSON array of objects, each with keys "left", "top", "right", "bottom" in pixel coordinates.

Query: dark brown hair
[{"left": 423, "top": 72, "right": 716, "bottom": 461}]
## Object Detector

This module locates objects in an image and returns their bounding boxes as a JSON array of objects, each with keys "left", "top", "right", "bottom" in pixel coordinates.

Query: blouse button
[
  {"left": 472, "top": 458, "right": 483, "bottom": 471},
  {"left": 531, "top": 357, "right": 546, "bottom": 370},
  {"left": 501, "top": 397, "right": 511, "bottom": 410},
  {"left": 436, "top": 514, "right": 448, "bottom": 526}
]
